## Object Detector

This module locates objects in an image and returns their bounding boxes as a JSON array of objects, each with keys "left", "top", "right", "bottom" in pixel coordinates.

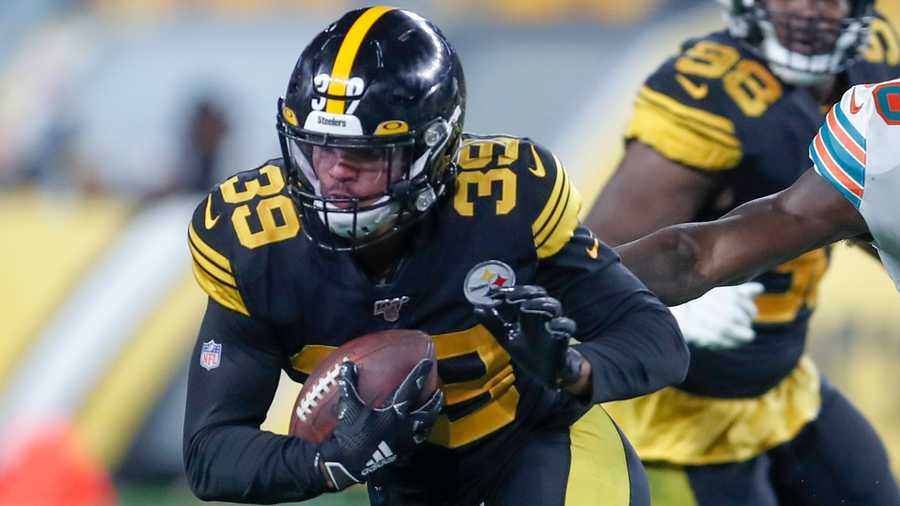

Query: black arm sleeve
[
  {"left": 183, "top": 299, "right": 327, "bottom": 503},
  {"left": 536, "top": 226, "right": 689, "bottom": 404}
]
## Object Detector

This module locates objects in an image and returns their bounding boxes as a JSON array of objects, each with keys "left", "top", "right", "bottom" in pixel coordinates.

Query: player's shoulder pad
[
  {"left": 858, "top": 13, "right": 900, "bottom": 72},
  {"left": 188, "top": 159, "right": 292, "bottom": 317},
  {"left": 627, "top": 31, "right": 757, "bottom": 171},
  {"left": 452, "top": 134, "right": 581, "bottom": 259}
]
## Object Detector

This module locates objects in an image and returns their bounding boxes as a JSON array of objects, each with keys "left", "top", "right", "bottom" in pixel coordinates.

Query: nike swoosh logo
[
  {"left": 204, "top": 194, "right": 220, "bottom": 229},
  {"left": 849, "top": 88, "right": 863, "bottom": 114},
  {"left": 529, "top": 145, "right": 546, "bottom": 177},
  {"left": 676, "top": 74, "right": 709, "bottom": 100},
  {"left": 586, "top": 238, "right": 599, "bottom": 259}
]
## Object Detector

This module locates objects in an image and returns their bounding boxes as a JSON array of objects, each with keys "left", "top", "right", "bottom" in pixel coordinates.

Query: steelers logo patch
[{"left": 463, "top": 260, "right": 516, "bottom": 306}]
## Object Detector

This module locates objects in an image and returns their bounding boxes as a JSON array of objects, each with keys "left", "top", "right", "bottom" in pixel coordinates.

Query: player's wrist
[{"left": 561, "top": 348, "right": 591, "bottom": 397}]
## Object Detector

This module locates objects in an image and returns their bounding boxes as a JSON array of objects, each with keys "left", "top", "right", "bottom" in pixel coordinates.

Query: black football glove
[
  {"left": 473, "top": 285, "right": 583, "bottom": 389},
  {"left": 316, "top": 359, "right": 443, "bottom": 492}
]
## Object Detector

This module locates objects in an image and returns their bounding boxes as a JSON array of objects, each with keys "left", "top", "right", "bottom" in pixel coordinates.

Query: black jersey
[
  {"left": 624, "top": 22, "right": 900, "bottom": 397},
  {"left": 183, "top": 135, "right": 686, "bottom": 504}
]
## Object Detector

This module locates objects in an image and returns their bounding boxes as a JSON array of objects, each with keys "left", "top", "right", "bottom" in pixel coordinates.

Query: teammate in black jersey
[
  {"left": 587, "top": 0, "right": 900, "bottom": 504},
  {"left": 182, "top": 7, "right": 687, "bottom": 505}
]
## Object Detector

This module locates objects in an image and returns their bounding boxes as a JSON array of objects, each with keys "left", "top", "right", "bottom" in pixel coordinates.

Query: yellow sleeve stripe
[
  {"left": 627, "top": 87, "right": 743, "bottom": 171},
  {"left": 637, "top": 86, "right": 737, "bottom": 137},
  {"left": 290, "top": 344, "right": 338, "bottom": 375},
  {"left": 188, "top": 240, "right": 237, "bottom": 288},
  {"left": 531, "top": 148, "right": 564, "bottom": 240},
  {"left": 191, "top": 259, "right": 249, "bottom": 316},
  {"left": 188, "top": 224, "right": 232, "bottom": 274},
  {"left": 532, "top": 155, "right": 583, "bottom": 258}
]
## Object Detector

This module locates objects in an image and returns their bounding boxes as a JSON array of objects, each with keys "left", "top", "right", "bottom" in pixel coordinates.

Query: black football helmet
[
  {"left": 719, "top": 0, "right": 875, "bottom": 85},
  {"left": 277, "top": 7, "right": 466, "bottom": 251}
]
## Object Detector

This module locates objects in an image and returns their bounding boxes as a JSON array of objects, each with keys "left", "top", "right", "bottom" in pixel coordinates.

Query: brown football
[{"left": 289, "top": 329, "right": 439, "bottom": 443}]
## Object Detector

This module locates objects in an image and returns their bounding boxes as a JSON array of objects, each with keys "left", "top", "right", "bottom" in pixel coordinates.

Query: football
[{"left": 289, "top": 329, "right": 439, "bottom": 443}]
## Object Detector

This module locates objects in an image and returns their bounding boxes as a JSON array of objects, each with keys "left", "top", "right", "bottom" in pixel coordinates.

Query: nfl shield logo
[{"left": 200, "top": 340, "right": 222, "bottom": 371}]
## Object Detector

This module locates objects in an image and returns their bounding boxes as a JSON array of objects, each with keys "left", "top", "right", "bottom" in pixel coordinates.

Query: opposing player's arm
[
  {"left": 183, "top": 300, "right": 329, "bottom": 502},
  {"left": 617, "top": 169, "right": 868, "bottom": 306}
]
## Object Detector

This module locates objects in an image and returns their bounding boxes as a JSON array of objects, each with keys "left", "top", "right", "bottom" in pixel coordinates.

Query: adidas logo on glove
[{"left": 361, "top": 441, "right": 396, "bottom": 476}]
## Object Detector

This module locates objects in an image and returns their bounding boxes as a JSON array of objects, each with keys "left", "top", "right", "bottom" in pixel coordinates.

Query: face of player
[
  {"left": 312, "top": 146, "right": 406, "bottom": 208},
  {"left": 765, "top": 0, "right": 852, "bottom": 55}
]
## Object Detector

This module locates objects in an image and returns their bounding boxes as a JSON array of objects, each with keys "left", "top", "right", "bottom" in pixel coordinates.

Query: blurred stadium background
[{"left": 1, "top": 0, "right": 898, "bottom": 504}]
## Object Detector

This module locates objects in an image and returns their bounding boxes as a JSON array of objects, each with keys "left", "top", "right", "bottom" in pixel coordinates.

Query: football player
[
  {"left": 618, "top": 76, "right": 900, "bottom": 504},
  {"left": 182, "top": 7, "right": 688, "bottom": 505},
  {"left": 585, "top": 0, "right": 900, "bottom": 504}
]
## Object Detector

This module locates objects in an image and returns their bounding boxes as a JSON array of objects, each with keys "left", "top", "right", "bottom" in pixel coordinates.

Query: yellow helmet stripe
[{"left": 326, "top": 6, "right": 396, "bottom": 114}]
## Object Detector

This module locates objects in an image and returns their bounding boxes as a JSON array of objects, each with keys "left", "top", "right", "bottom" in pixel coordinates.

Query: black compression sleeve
[{"left": 182, "top": 299, "right": 327, "bottom": 503}]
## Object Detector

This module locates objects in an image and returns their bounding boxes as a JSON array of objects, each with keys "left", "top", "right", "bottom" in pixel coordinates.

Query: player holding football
[
  {"left": 182, "top": 7, "right": 687, "bottom": 505},
  {"left": 586, "top": 0, "right": 900, "bottom": 504}
]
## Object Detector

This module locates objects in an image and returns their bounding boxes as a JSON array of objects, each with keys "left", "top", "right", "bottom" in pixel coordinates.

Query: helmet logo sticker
[
  {"left": 312, "top": 73, "right": 365, "bottom": 114},
  {"left": 463, "top": 260, "right": 516, "bottom": 306}
]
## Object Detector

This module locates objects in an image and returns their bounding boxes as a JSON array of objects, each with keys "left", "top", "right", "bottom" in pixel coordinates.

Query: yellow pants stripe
[{"left": 566, "top": 406, "right": 630, "bottom": 506}]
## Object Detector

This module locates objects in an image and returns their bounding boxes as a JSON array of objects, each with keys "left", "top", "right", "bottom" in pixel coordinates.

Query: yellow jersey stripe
[
  {"left": 637, "top": 85, "right": 736, "bottom": 135},
  {"left": 534, "top": 157, "right": 582, "bottom": 258},
  {"left": 565, "top": 406, "right": 630, "bottom": 506},
  {"left": 191, "top": 260, "right": 249, "bottom": 316},
  {"left": 188, "top": 240, "right": 237, "bottom": 287},
  {"left": 75, "top": 274, "right": 205, "bottom": 468},
  {"left": 627, "top": 100, "right": 743, "bottom": 171},
  {"left": 531, "top": 148, "right": 565, "bottom": 241},
  {"left": 188, "top": 223, "right": 232, "bottom": 274},
  {"left": 290, "top": 344, "right": 338, "bottom": 374},
  {"left": 633, "top": 95, "right": 741, "bottom": 149},
  {"left": 325, "top": 6, "right": 395, "bottom": 113}
]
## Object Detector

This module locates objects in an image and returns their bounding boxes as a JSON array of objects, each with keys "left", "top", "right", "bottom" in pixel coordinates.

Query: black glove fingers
[
  {"left": 547, "top": 316, "right": 577, "bottom": 337},
  {"left": 473, "top": 305, "right": 512, "bottom": 343},
  {"left": 520, "top": 296, "right": 562, "bottom": 318},
  {"left": 390, "top": 359, "right": 434, "bottom": 414},
  {"left": 409, "top": 389, "right": 444, "bottom": 443},
  {"left": 501, "top": 285, "right": 547, "bottom": 304},
  {"left": 337, "top": 361, "right": 365, "bottom": 421}
]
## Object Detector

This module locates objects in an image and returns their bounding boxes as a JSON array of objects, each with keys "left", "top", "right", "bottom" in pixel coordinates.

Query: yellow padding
[
  {"left": 75, "top": 274, "right": 206, "bottom": 468},
  {"left": 604, "top": 356, "right": 821, "bottom": 465},
  {"left": 532, "top": 155, "right": 582, "bottom": 258},
  {"left": 566, "top": 406, "right": 630, "bottom": 506},
  {"left": 626, "top": 86, "right": 742, "bottom": 171},
  {"left": 0, "top": 190, "right": 131, "bottom": 386}
]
